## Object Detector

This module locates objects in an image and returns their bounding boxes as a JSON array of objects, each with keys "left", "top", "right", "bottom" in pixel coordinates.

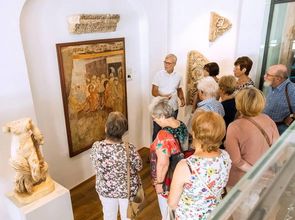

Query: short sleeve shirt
[
  {"left": 264, "top": 79, "right": 295, "bottom": 122},
  {"left": 152, "top": 70, "right": 182, "bottom": 110},
  {"left": 149, "top": 130, "right": 182, "bottom": 182}
]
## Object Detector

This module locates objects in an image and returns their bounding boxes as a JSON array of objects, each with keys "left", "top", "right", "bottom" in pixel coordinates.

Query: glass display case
[{"left": 210, "top": 122, "right": 295, "bottom": 220}]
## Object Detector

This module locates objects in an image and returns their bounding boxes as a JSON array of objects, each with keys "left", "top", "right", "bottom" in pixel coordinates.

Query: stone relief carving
[
  {"left": 3, "top": 118, "right": 54, "bottom": 204},
  {"left": 186, "top": 51, "right": 209, "bottom": 105},
  {"left": 279, "top": 24, "right": 295, "bottom": 65},
  {"left": 209, "top": 12, "right": 232, "bottom": 42},
  {"left": 68, "top": 14, "right": 120, "bottom": 34}
]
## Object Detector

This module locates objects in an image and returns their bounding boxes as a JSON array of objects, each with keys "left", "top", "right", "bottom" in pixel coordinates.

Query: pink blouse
[{"left": 224, "top": 113, "right": 279, "bottom": 187}]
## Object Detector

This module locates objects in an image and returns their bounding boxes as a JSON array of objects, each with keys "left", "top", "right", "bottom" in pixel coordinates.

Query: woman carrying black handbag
[{"left": 149, "top": 99, "right": 188, "bottom": 220}]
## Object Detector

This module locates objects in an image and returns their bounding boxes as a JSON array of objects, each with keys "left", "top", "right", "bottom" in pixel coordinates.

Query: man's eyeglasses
[
  {"left": 265, "top": 73, "right": 278, "bottom": 78},
  {"left": 164, "top": 61, "right": 174, "bottom": 65}
]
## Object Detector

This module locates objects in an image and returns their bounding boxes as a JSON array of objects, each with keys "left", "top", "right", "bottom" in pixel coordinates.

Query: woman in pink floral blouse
[
  {"left": 90, "top": 112, "right": 143, "bottom": 220},
  {"left": 168, "top": 111, "right": 231, "bottom": 220}
]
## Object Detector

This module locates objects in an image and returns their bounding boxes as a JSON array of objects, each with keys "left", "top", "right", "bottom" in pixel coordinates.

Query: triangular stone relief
[
  {"left": 209, "top": 12, "right": 232, "bottom": 42},
  {"left": 186, "top": 51, "right": 209, "bottom": 106}
]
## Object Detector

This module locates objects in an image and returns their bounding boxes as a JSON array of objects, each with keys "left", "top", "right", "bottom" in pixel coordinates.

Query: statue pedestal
[{"left": 5, "top": 181, "right": 73, "bottom": 220}]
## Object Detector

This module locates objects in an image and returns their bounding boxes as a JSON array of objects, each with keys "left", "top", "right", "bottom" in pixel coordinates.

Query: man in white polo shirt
[{"left": 151, "top": 54, "right": 185, "bottom": 140}]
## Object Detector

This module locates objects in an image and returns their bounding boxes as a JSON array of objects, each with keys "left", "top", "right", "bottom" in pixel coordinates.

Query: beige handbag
[{"left": 126, "top": 143, "right": 145, "bottom": 219}]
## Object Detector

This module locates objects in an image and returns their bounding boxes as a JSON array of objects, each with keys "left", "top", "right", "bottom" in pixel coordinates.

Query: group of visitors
[{"left": 89, "top": 53, "right": 295, "bottom": 220}]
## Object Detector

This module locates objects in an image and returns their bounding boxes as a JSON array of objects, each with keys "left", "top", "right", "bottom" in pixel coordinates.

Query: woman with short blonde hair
[
  {"left": 235, "top": 88, "right": 265, "bottom": 117},
  {"left": 225, "top": 88, "right": 279, "bottom": 188},
  {"left": 191, "top": 111, "right": 226, "bottom": 152},
  {"left": 218, "top": 75, "right": 236, "bottom": 95},
  {"left": 168, "top": 111, "right": 231, "bottom": 219}
]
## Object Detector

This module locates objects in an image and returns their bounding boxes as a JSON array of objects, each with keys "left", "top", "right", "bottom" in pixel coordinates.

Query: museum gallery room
[{"left": 1, "top": 0, "right": 295, "bottom": 219}]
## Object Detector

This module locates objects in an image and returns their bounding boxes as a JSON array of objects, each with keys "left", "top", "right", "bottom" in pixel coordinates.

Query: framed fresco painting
[{"left": 56, "top": 38, "right": 127, "bottom": 157}]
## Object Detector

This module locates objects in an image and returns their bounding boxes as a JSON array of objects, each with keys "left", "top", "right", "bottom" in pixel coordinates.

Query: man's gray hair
[
  {"left": 150, "top": 97, "right": 173, "bottom": 119},
  {"left": 166, "top": 54, "right": 177, "bottom": 63},
  {"left": 197, "top": 76, "right": 219, "bottom": 98}
]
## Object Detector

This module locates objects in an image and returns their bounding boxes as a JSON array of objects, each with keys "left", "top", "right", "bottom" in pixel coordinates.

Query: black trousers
[{"left": 152, "top": 110, "right": 178, "bottom": 141}]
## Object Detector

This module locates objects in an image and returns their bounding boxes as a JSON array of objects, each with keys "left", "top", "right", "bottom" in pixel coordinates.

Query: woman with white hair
[
  {"left": 188, "top": 77, "right": 225, "bottom": 133},
  {"left": 150, "top": 98, "right": 188, "bottom": 220},
  {"left": 194, "top": 76, "right": 224, "bottom": 116}
]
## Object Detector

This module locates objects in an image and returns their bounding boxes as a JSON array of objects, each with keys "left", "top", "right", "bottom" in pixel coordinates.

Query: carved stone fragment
[
  {"left": 186, "top": 51, "right": 209, "bottom": 105},
  {"left": 68, "top": 14, "right": 120, "bottom": 34},
  {"left": 209, "top": 12, "right": 232, "bottom": 42},
  {"left": 3, "top": 118, "right": 54, "bottom": 204}
]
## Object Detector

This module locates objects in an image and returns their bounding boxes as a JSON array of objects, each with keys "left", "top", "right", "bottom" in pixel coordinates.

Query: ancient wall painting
[
  {"left": 186, "top": 51, "right": 209, "bottom": 105},
  {"left": 209, "top": 12, "right": 232, "bottom": 42},
  {"left": 56, "top": 38, "right": 127, "bottom": 157}
]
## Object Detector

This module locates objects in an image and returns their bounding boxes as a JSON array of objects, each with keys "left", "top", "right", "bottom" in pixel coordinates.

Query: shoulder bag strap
[
  {"left": 186, "top": 159, "right": 193, "bottom": 174},
  {"left": 242, "top": 117, "right": 271, "bottom": 146},
  {"left": 285, "top": 82, "right": 294, "bottom": 115},
  {"left": 186, "top": 159, "right": 219, "bottom": 198},
  {"left": 125, "top": 142, "right": 131, "bottom": 200}
]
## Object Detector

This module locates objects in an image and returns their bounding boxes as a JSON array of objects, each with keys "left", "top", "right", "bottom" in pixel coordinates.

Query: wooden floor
[{"left": 70, "top": 147, "right": 162, "bottom": 220}]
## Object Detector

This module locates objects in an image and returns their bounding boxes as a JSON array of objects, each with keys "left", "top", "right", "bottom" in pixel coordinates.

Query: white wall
[
  {"left": 0, "top": 1, "right": 36, "bottom": 219},
  {"left": 126, "top": 0, "right": 170, "bottom": 148},
  {"left": 168, "top": 0, "right": 269, "bottom": 81},
  {"left": 20, "top": 0, "right": 153, "bottom": 188},
  {"left": 235, "top": 0, "right": 271, "bottom": 85},
  {"left": 166, "top": 0, "right": 269, "bottom": 118},
  {"left": 169, "top": 0, "right": 239, "bottom": 77},
  {"left": 0, "top": 0, "right": 269, "bottom": 219}
]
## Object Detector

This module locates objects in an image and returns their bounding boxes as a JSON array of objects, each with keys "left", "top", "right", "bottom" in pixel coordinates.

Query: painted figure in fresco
[
  {"left": 113, "top": 77, "right": 124, "bottom": 112},
  {"left": 86, "top": 83, "right": 99, "bottom": 112},
  {"left": 68, "top": 84, "right": 87, "bottom": 115},
  {"left": 98, "top": 74, "right": 108, "bottom": 109}
]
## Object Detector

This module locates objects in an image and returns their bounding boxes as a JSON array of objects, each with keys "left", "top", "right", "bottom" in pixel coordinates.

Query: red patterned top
[{"left": 150, "top": 130, "right": 182, "bottom": 196}]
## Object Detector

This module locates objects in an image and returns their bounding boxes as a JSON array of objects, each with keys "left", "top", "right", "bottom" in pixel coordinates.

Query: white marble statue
[{"left": 3, "top": 118, "right": 54, "bottom": 204}]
